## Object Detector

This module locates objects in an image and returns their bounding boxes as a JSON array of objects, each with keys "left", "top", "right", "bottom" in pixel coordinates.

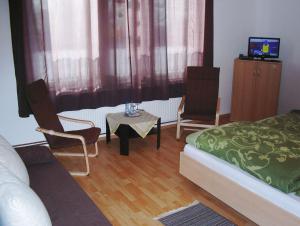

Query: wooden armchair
[
  {"left": 26, "top": 79, "right": 100, "bottom": 176},
  {"left": 176, "top": 66, "right": 220, "bottom": 139}
]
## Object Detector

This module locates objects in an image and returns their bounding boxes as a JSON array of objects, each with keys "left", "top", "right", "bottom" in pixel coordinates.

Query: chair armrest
[
  {"left": 58, "top": 115, "right": 95, "bottom": 127},
  {"left": 36, "top": 127, "right": 86, "bottom": 145},
  {"left": 178, "top": 96, "right": 186, "bottom": 114}
]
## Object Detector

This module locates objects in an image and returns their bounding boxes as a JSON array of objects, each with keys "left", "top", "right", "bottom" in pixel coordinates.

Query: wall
[
  {"left": 0, "top": 0, "right": 180, "bottom": 145},
  {"left": 0, "top": 0, "right": 42, "bottom": 144},
  {"left": 214, "top": 0, "right": 257, "bottom": 113},
  {"left": 214, "top": 0, "right": 300, "bottom": 114},
  {"left": 254, "top": 0, "right": 300, "bottom": 113},
  {"left": 1, "top": 0, "right": 299, "bottom": 145}
]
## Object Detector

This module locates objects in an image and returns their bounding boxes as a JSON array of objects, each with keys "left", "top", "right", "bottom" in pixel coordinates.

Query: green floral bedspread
[{"left": 186, "top": 112, "right": 300, "bottom": 195}]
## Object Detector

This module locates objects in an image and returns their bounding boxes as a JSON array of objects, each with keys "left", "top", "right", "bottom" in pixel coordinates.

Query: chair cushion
[
  {"left": 50, "top": 127, "right": 101, "bottom": 149},
  {"left": 0, "top": 135, "right": 29, "bottom": 185},
  {"left": 16, "top": 146, "right": 53, "bottom": 166},
  {"left": 184, "top": 66, "right": 219, "bottom": 117},
  {"left": 181, "top": 112, "right": 216, "bottom": 122},
  {"left": 26, "top": 79, "right": 65, "bottom": 145},
  {"left": 0, "top": 164, "right": 52, "bottom": 226}
]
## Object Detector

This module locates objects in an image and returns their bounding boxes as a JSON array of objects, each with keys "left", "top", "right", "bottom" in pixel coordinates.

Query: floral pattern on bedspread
[{"left": 186, "top": 112, "right": 300, "bottom": 195}]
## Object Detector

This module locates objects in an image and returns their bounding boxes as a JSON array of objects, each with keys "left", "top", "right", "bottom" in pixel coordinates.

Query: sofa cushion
[
  {"left": 0, "top": 135, "right": 29, "bottom": 185},
  {"left": 19, "top": 146, "right": 111, "bottom": 226},
  {"left": 0, "top": 163, "right": 22, "bottom": 185},
  {"left": 0, "top": 164, "right": 52, "bottom": 226},
  {"left": 16, "top": 145, "right": 53, "bottom": 166}
]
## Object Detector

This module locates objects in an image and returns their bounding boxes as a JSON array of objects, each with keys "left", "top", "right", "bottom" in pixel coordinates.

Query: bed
[{"left": 179, "top": 112, "right": 300, "bottom": 226}]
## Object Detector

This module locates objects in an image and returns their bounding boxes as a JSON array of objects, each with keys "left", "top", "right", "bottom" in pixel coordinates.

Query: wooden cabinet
[{"left": 231, "top": 59, "right": 282, "bottom": 121}]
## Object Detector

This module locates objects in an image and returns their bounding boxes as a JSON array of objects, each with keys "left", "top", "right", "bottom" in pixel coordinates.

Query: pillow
[
  {"left": 0, "top": 164, "right": 52, "bottom": 226},
  {"left": 16, "top": 146, "right": 53, "bottom": 166},
  {"left": 0, "top": 135, "right": 29, "bottom": 185}
]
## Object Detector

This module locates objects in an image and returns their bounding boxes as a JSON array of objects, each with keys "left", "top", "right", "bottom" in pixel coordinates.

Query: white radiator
[{"left": 60, "top": 97, "right": 181, "bottom": 134}]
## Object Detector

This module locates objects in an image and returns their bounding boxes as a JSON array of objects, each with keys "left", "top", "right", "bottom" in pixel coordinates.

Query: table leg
[
  {"left": 119, "top": 125, "right": 129, "bottom": 155},
  {"left": 157, "top": 118, "right": 161, "bottom": 149},
  {"left": 106, "top": 119, "right": 111, "bottom": 144}
]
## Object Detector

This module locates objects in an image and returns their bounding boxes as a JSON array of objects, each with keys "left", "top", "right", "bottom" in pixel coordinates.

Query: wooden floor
[{"left": 58, "top": 126, "right": 256, "bottom": 226}]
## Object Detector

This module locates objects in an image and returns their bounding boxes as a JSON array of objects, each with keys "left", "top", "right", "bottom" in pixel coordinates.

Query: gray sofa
[{"left": 15, "top": 145, "right": 111, "bottom": 226}]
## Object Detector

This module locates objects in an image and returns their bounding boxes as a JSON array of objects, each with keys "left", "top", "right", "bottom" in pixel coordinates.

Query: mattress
[
  {"left": 186, "top": 112, "right": 300, "bottom": 195},
  {"left": 183, "top": 144, "right": 300, "bottom": 218}
]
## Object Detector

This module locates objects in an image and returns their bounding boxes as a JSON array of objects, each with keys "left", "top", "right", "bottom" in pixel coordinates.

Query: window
[{"left": 10, "top": 0, "right": 212, "bottom": 117}]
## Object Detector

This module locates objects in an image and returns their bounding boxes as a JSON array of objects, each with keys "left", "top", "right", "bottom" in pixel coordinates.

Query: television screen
[{"left": 248, "top": 37, "right": 280, "bottom": 58}]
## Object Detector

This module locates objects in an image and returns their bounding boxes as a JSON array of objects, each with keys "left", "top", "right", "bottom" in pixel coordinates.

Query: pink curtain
[{"left": 10, "top": 0, "right": 207, "bottom": 115}]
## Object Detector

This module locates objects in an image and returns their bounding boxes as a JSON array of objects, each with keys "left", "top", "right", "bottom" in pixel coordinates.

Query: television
[{"left": 248, "top": 37, "right": 280, "bottom": 59}]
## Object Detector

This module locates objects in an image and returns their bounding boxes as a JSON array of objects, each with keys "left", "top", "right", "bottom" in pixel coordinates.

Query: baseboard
[
  {"left": 12, "top": 113, "right": 231, "bottom": 147},
  {"left": 13, "top": 140, "right": 48, "bottom": 148}
]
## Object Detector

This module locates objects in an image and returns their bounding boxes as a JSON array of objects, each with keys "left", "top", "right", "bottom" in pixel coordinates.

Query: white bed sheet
[{"left": 183, "top": 144, "right": 300, "bottom": 218}]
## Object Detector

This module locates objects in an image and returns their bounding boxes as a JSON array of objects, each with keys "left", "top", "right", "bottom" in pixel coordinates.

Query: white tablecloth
[{"left": 106, "top": 111, "right": 159, "bottom": 138}]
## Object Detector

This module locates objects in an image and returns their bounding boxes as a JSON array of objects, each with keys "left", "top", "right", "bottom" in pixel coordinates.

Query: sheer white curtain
[
  {"left": 46, "top": 0, "right": 101, "bottom": 94},
  {"left": 167, "top": 0, "right": 205, "bottom": 80},
  {"left": 45, "top": 0, "right": 206, "bottom": 95},
  {"left": 12, "top": 0, "right": 207, "bottom": 116}
]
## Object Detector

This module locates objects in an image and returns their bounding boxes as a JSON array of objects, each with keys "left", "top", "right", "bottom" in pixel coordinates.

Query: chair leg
[
  {"left": 215, "top": 113, "right": 220, "bottom": 126},
  {"left": 53, "top": 143, "right": 91, "bottom": 177},
  {"left": 87, "top": 142, "right": 99, "bottom": 158},
  {"left": 176, "top": 113, "right": 181, "bottom": 140},
  {"left": 69, "top": 142, "right": 90, "bottom": 176},
  {"left": 215, "top": 97, "right": 220, "bottom": 126}
]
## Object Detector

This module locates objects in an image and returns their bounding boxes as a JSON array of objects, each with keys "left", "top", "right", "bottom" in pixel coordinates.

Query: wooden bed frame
[{"left": 179, "top": 152, "right": 300, "bottom": 226}]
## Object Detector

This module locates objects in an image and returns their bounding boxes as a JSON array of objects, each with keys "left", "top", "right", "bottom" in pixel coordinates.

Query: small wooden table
[{"left": 106, "top": 111, "right": 161, "bottom": 155}]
